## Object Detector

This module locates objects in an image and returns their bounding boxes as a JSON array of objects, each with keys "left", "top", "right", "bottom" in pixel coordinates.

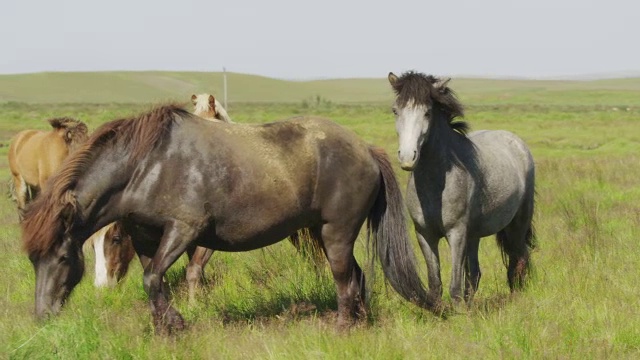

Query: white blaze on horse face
[
  {"left": 395, "top": 99, "right": 430, "bottom": 171},
  {"left": 93, "top": 228, "right": 108, "bottom": 287}
]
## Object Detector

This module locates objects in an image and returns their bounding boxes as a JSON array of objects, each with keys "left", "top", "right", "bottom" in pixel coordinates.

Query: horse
[
  {"left": 387, "top": 71, "right": 536, "bottom": 305},
  {"left": 8, "top": 117, "right": 88, "bottom": 219},
  {"left": 8, "top": 117, "right": 134, "bottom": 288},
  {"left": 83, "top": 222, "right": 135, "bottom": 287},
  {"left": 22, "top": 104, "right": 434, "bottom": 334},
  {"left": 191, "top": 93, "right": 233, "bottom": 123}
]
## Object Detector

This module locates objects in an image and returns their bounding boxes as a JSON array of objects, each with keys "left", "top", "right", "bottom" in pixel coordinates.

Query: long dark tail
[
  {"left": 496, "top": 180, "right": 536, "bottom": 290},
  {"left": 367, "top": 147, "right": 435, "bottom": 310},
  {"left": 289, "top": 228, "right": 324, "bottom": 267}
]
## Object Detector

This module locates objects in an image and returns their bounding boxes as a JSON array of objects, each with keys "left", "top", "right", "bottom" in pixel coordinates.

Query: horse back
[
  {"left": 116, "top": 115, "right": 380, "bottom": 248},
  {"left": 469, "top": 129, "right": 534, "bottom": 176},
  {"left": 464, "top": 129, "right": 534, "bottom": 235},
  {"left": 8, "top": 129, "right": 70, "bottom": 187}
]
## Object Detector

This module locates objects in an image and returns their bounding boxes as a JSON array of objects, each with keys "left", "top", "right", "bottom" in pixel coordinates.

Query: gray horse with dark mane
[{"left": 388, "top": 71, "right": 536, "bottom": 305}]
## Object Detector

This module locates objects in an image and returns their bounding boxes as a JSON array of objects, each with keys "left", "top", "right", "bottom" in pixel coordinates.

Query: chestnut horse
[
  {"left": 8, "top": 118, "right": 88, "bottom": 219},
  {"left": 8, "top": 117, "right": 133, "bottom": 287},
  {"left": 23, "top": 104, "right": 434, "bottom": 334}
]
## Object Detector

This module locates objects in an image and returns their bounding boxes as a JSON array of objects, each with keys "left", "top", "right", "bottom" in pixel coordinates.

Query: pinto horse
[
  {"left": 23, "top": 105, "right": 434, "bottom": 333},
  {"left": 8, "top": 117, "right": 88, "bottom": 219},
  {"left": 388, "top": 71, "right": 536, "bottom": 305},
  {"left": 83, "top": 222, "right": 135, "bottom": 287}
]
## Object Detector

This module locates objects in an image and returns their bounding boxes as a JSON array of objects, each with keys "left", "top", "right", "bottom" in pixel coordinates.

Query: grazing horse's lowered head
[
  {"left": 191, "top": 93, "right": 233, "bottom": 123},
  {"left": 387, "top": 72, "right": 467, "bottom": 170}
]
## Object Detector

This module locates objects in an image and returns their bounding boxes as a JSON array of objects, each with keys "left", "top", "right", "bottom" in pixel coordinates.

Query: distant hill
[{"left": 1, "top": 71, "right": 640, "bottom": 105}]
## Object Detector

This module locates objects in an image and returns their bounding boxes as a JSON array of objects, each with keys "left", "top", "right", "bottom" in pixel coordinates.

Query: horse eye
[
  {"left": 392, "top": 108, "right": 398, "bottom": 115},
  {"left": 112, "top": 236, "right": 122, "bottom": 244},
  {"left": 59, "top": 255, "right": 68, "bottom": 264}
]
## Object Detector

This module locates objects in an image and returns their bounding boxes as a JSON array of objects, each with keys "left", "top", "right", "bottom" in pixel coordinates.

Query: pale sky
[{"left": 1, "top": 0, "right": 638, "bottom": 79}]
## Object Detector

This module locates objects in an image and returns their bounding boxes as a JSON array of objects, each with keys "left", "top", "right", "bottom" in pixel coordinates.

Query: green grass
[
  {"left": 3, "top": 71, "right": 640, "bottom": 106},
  {"left": 1, "top": 78, "right": 639, "bottom": 358}
]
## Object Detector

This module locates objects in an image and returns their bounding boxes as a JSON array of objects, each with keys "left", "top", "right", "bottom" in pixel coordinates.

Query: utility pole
[{"left": 223, "top": 67, "right": 228, "bottom": 109}]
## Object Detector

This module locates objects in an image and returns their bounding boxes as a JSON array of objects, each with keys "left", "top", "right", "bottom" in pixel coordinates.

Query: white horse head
[{"left": 191, "top": 93, "right": 233, "bottom": 123}]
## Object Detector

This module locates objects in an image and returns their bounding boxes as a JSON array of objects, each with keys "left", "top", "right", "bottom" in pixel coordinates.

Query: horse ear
[
  {"left": 388, "top": 72, "right": 399, "bottom": 86},
  {"left": 191, "top": 94, "right": 197, "bottom": 105},
  {"left": 435, "top": 78, "right": 451, "bottom": 93},
  {"left": 208, "top": 95, "right": 216, "bottom": 110}
]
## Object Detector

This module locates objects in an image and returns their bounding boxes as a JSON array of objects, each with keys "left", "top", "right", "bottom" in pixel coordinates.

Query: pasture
[{"left": 0, "top": 74, "right": 639, "bottom": 359}]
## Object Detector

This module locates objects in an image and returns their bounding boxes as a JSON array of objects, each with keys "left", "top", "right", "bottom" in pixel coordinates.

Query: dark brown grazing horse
[
  {"left": 22, "top": 105, "right": 435, "bottom": 334},
  {"left": 8, "top": 118, "right": 88, "bottom": 219}
]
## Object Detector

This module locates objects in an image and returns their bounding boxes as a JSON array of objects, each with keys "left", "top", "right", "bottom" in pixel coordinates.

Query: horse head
[
  {"left": 191, "top": 93, "right": 233, "bottom": 123},
  {"left": 388, "top": 71, "right": 466, "bottom": 170},
  {"left": 90, "top": 222, "right": 134, "bottom": 287},
  {"left": 191, "top": 93, "right": 218, "bottom": 120},
  {"left": 48, "top": 118, "right": 89, "bottom": 152}
]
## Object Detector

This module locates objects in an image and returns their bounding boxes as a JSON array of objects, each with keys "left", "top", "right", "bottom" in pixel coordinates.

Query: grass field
[
  {"left": 3, "top": 71, "right": 640, "bottom": 105},
  {"left": 0, "top": 74, "right": 639, "bottom": 359}
]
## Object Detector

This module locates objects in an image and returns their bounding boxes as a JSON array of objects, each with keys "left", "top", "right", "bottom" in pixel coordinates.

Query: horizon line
[{"left": 2, "top": 69, "right": 640, "bottom": 82}]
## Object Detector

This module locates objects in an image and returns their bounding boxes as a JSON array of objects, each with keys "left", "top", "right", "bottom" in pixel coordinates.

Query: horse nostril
[{"left": 412, "top": 151, "right": 417, "bottom": 161}]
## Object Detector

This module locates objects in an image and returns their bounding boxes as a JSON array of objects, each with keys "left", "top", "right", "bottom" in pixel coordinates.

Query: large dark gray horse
[
  {"left": 22, "top": 105, "right": 434, "bottom": 334},
  {"left": 388, "top": 71, "right": 536, "bottom": 305}
]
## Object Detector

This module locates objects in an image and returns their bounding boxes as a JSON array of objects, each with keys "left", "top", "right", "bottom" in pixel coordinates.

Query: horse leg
[
  {"left": 143, "top": 220, "right": 198, "bottom": 335},
  {"left": 186, "top": 246, "right": 214, "bottom": 305},
  {"left": 447, "top": 227, "right": 468, "bottom": 305},
  {"left": 415, "top": 229, "right": 443, "bottom": 301},
  {"left": 11, "top": 175, "right": 28, "bottom": 220},
  {"left": 317, "top": 224, "right": 365, "bottom": 329},
  {"left": 464, "top": 237, "right": 481, "bottom": 302}
]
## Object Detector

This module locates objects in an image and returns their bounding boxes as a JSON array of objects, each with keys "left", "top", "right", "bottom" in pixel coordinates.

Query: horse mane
[
  {"left": 48, "top": 117, "right": 84, "bottom": 130},
  {"left": 48, "top": 117, "right": 89, "bottom": 151},
  {"left": 391, "top": 71, "right": 469, "bottom": 135},
  {"left": 23, "top": 104, "right": 189, "bottom": 258}
]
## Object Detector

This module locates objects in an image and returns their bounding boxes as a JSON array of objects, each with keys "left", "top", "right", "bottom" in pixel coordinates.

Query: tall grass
[{"left": 0, "top": 97, "right": 639, "bottom": 358}]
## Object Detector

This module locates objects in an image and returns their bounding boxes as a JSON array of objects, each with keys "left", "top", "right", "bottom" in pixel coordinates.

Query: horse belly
[
  {"left": 204, "top": 214, "right": 308, "bottom": 252},
  {"left": 471, "top": 171, "right": 526, "bottom": 237}
]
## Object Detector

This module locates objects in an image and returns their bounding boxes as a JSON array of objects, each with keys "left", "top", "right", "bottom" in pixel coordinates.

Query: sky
[{"left": 1, "top": 0, "right": 638, "bottom": 79}]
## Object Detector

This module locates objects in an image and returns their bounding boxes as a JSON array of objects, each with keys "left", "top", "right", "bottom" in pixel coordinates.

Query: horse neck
[
  {"left": 417, "top": 111, "right": 470, "bottom": 171},
  {"left": 73, "top": 145, "right": 132, "bottom": 235}
]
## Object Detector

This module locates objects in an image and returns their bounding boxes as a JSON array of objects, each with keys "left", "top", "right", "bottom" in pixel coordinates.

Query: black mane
[{"left": 391, "top": 71, "right": 468, "bottom": 135}]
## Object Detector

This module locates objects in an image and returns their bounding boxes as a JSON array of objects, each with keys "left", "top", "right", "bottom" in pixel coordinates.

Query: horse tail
[
  {"left": 496, "top": 182, "right": 536, "bottom": 290},
  {"left": 496, "top": 223, "right": 536, "bottom": 261},
  {"left": 367, "top": 147, "right": 436, "bottom": 311},
  {"left": 289, "top": 228, "right": 324, "bottom": 267}
]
